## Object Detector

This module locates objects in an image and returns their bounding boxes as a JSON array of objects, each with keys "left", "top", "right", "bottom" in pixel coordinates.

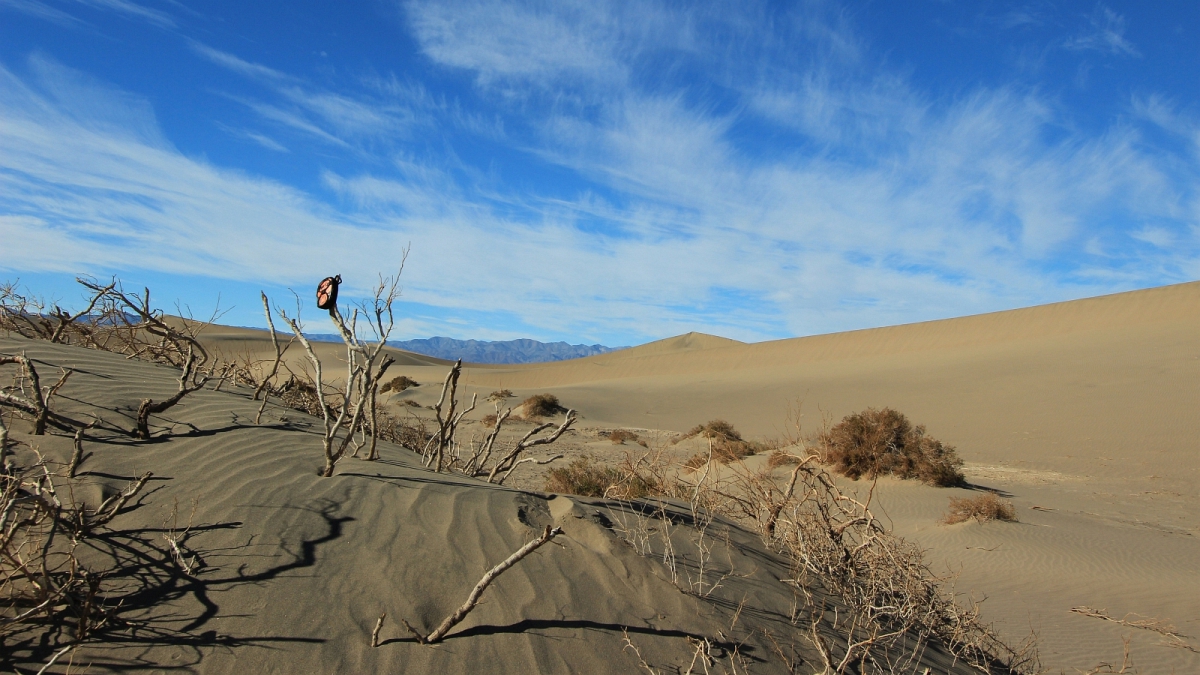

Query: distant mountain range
[{"left": 303, "top": 334, "right": 626, "bottom": 364}]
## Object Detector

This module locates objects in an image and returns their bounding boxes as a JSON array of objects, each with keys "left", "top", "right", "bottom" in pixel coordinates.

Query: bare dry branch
[
  {"left": 90, "top": 471, "right": 153, "bottom": 529},
  {"left": 486, "top": 410, "right": 576, "bottom": 484},
  {"left": 371, "top": 613, "right": 387, "bottom": 648},
  {"left": 403, "top": 525, "right": 563, "bottom": 644},
  {"left": 254, "top": 292, "right": 294, "bottom": 424}
]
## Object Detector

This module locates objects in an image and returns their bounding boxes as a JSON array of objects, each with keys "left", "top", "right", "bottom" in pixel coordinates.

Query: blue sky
[{"left": 1, "top": 1, "right": 1197, "bottom": 346}]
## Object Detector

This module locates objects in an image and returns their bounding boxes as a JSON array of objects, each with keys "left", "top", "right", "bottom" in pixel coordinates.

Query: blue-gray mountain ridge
[{"left": 301, "top": 334, "right": 626, "bottom": 364}]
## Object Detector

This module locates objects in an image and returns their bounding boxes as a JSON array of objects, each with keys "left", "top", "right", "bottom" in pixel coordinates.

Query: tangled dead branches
[{"left": 1, "top": 452, "right": 153, "bottom": 658}]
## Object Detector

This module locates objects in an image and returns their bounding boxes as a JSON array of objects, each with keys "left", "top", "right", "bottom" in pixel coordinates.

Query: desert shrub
[
  {"left": 818, "top": 407, "right": 964, "bottom": 487},
  {"left": 683, "top": 439, "right": 764, "bottom": 469},
  {"left": 608, "top": 429, "right": 639, "bottom": 444},
  {"left": 545, "top": 455, "right": 666, "bottom": 500},
  {"left": 480, "top": 413, "right": 498, "bottom": 428},
  {"left": 373, "top": 409, "right": 431, "bottom": 452},
  {"left": 520, "top": 393, "right": 562, "bottom": 419},
  {"left": 943, "top": 493, "right": 1017, "bottom": 524},
  {"left": 676, "top": 419, "right": 766, "bottom": 464},
  {"left": 544, "top": 457, "right": 621, "bottom": 497},
  {"left": 678, "top": 420, "right": 772, "bottom": 468},
  {"left": 488, "top": 389, "right": 514, "bottom": 401},
  {"left": 379, "top": 375, "right": 419, "bottom": 394},
  {"left": 766, "top": 450, "right": 802, "bottom": 468},
  {"left": 278, "top": 376, "right": 329, "bottom": 418},
  {"left": 681, "top": 419, "right": 742, "bottom": 442},
  {"left": 398, "top": 398, "right": 422, "bottom": 408}
]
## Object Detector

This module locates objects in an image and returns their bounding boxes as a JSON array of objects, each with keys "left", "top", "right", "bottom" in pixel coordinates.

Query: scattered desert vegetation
[
  {"left": 487, "top": 388, "right": 513, "bottom": 401},
  {"left": 0, "top": 450, "right": 156, "bottom": 669},
  {"left": 818, "top": 407, "right": 965, "bottom": 486},
  {"left": 542, "top": 440, "right": 1036, "bottom": 672},
  {"left": 943, "top": 493, "right": 1018, "bottom": 524}
]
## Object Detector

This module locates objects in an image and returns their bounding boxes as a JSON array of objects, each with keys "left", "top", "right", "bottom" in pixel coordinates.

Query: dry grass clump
[
  {"left": 520, "top": 393, "right": 562, "bottom": 419},
  {"left": 679, "top": 420, "right": 771, "bottom": 468},
  {"left": 487, "top": 389, "right": 514, "bottom": 401},
  {"left": 766, "top": 449, "right": 802, "bottom": 468},
  {"left": 370, "top": 407, "right": 430, "bottom": 453},
  {"left": 480, "top": 413, "right": 498, "bottom": 428},
  {"left": 398, "top": 398, "right": 421, "bottom": 408},
  {"left": 818, "top": 407, "right": 964, "bottom": 487},
  {"left": 544, "top": 457, "right": 621, "bottom": 497},
  {"left": 378, "top": 375, "right": 419, "bottom": 393},
  {"left": 276, "top": 376, "right": 328, "bottom": 417},
  {"left": 608, "top": 429, "right": 645, "bottom": 446},
  {"left": 943, "top": 493, "right": 1017, "bottom": 524},
  {"left": 544, "top": 453, "right": 673, "bottom": 501},
  {"left": 681, "top": 419, "right": 742, "bottom": 442}
]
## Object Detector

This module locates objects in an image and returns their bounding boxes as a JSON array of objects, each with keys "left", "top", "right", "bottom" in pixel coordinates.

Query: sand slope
[
  {"left": 451, "top": 282, "right": 1200, "bottom": 672},
  {"left": 3, "top": 336, "right": 1003, "bottom": 674},
  {"left": 180, "top": 281, "right": 1200, "bottom": 671}
]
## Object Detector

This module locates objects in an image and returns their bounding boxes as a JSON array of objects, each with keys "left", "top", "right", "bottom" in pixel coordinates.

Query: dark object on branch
[
  {"left": 278, "top": 262, "right": 406, "bottom": 476},
  {"left": 316, "top": 275, "right": 341, "bottom": 311}
]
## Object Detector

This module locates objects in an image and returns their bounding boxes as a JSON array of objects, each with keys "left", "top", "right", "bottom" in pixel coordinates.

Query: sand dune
[
  {"left": 9, "top": 281, "right": 1195, "bottom": 672},
  {"left": 448, "top": 281, "right": 1200, "bottom": 672},
  {"left": 4, "top": 335, "right": 997, "bottom": 674}
]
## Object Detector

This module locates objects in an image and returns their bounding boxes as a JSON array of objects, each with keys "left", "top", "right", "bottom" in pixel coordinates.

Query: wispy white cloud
[
  {"left": 405, "top": 0, "right": 626, "bottom": 87},
  {"left": 74, "top": 0, "right": 174, "bottom": 27},
  {"left": 1064, "top": 4, "right": 1140, "bottom": 57},
  {"left": 188, "top": 41, "right": 294, "bottom": 83},
  {"left": 214, "top": 122, "right": 289, "bottom": 153},
  {"left": 193, "top": 42, "right": 428, "bottom": 152},
  {"left": 0, "top": 0, "right": 82, "bottom": 26}
]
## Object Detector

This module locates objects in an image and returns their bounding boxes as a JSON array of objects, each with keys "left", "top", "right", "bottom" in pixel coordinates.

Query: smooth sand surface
[{"left": 126, "top": 280, "right": 1200, "bottom": 671}]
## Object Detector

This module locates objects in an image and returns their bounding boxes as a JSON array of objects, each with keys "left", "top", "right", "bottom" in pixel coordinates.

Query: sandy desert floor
[{"left": 351, "top": 280, "right": 1200, "bottom": 672}]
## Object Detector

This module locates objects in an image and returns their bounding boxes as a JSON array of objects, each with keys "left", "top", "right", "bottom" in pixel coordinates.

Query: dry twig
[{"left": 402, "top": 525, "right": 563, "bottom": 644}]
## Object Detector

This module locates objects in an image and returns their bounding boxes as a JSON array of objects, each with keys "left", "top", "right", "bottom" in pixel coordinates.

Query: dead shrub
[
  {"left": 608, "top": 429, "right": 639, "bottom": 444},
  {"left": 488, "top": 389, "right": 514, "bottom": 401},
  {"left": 520, "top": 393, "right": 562, "bottom": 419},
  {"left": 680, "top": 419, "right": 742, "bottom": 442},
  {"left": 480, "top": 413, "right": 498, "bottom": 428},
  {"left": 818, "top": 407, "right": 964, "bottom": 487},
  {"left": 545, "top": 454, "right": 667, "bottom": 500},
  {"left": 379, "top": 375, "right": 419, "bottom": 394},
  {"left": 943, "top": 493, "right": 1017, "bottom": 524},
  {"left": 372, "top": 408, "right": 430, "bottom": 452},
  {"left": 398, "top": 398, "right": 422, "bottom": 408},
  {"left": 544, "top": 457, "right": 620, "bottom": 497},
  {"left": 677, "top": 419, "right": 768, "bottom": 466},
  {"left": 277, "top": 375, "right": 328, "bottom": 418},
  {"left": 767, "top": 450, "right": 802, "bottom": 468}
]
